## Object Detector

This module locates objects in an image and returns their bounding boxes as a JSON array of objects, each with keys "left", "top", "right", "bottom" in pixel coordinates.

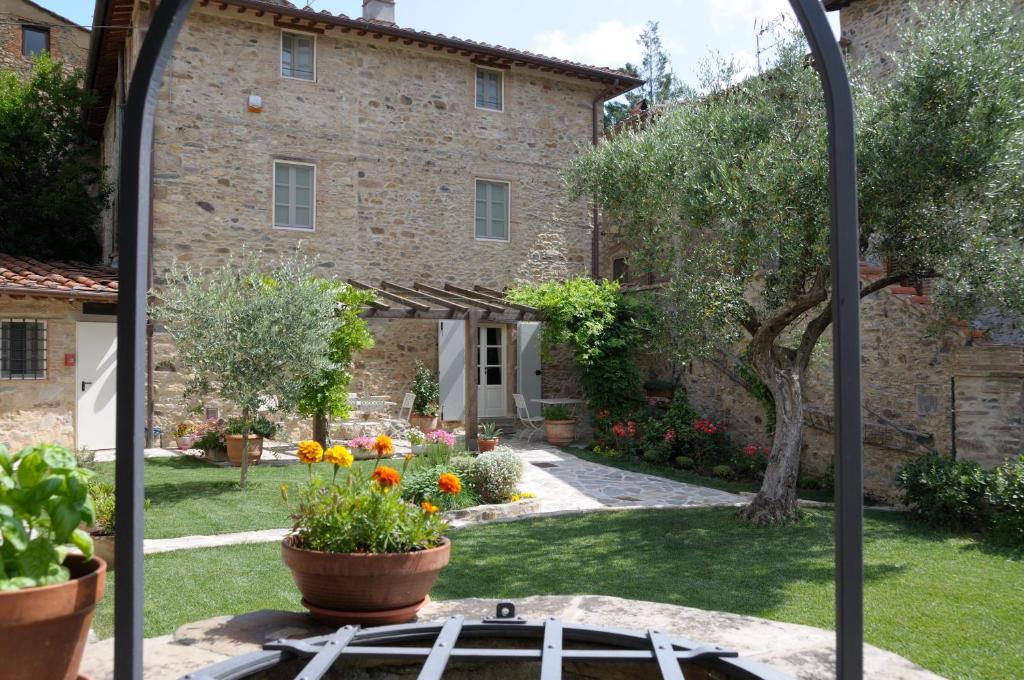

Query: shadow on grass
[
  {"left": 435, "top": 507, "right": 907, "bottom": 619},
  {"left": 144, "top": 480, "right": 244, "bottom": 505}
]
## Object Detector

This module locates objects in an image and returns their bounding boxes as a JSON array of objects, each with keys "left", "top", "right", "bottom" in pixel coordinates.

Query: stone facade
[
  {"left": 102, "top": 5, "right": 613, "bottom": 437},
  {"left": 0, "top": 0, "right": 88, "bottom": 78},
  {"left": 0, "top": 296, "right": 79, "bottom": 450}
]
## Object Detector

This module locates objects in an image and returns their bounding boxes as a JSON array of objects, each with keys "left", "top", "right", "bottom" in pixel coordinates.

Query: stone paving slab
[{"left": 79, "top": 596, "right": 944, "bottom": 680}]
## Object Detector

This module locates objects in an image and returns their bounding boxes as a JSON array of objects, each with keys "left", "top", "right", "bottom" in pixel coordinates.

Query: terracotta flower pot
[
  {"left": 544, "top": 419, "right": 577, "bottom": 445},
  {"left": 281, "top": 537, "right": 450, "bottom": 625},
  {"left": 478, "top": 437, "right": 498, "bottom": 452},
  {"left": 226, "top": 434, "right": 263, "bottom": 466},
  {"left": 409, "top": 414, "right": 439, "bottom": 434},
  {"left": 0, "top": 554, "right": 106, "bottom": 680}
]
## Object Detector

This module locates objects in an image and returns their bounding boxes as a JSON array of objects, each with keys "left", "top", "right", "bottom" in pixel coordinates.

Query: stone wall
[
  {"left": 141, "top": 7, "right": 597, "bottom": 436},
  {"left": 0, "top": 0, "right": 88, "bottom": 78},
  {"left": 0, "top": 296, "right": 79, "bottom": 451}
]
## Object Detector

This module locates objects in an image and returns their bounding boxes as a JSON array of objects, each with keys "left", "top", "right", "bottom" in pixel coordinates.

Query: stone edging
[{"left": 444, "top": 498, "right": 541, "bottom": 525}]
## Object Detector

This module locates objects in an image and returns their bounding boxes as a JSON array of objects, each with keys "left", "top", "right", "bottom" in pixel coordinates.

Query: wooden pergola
[{"left": 349, "top": 281, "right": 542, "bottom": 450}]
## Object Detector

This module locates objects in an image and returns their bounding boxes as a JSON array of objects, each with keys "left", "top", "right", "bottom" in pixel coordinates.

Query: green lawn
[
  {"left": 562, "top": 446, "right": 836, "bottom": 502},
  {"left": 92, "top": 508, "right": 1023, "bottom": 680},
  {"left": 92, "top": 457, "right": 378, "bottom": 539}
]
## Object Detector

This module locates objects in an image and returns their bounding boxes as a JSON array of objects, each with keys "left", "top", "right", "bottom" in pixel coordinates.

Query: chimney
[{"left": 362, "top": 0, "right": 396, "bottom": 25}]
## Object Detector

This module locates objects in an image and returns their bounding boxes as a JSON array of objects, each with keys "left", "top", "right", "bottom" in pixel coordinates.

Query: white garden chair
[
  {"left": 513, "top": 393, "right": 544, "bottom": 443},
  {"left": 397, "top": 392, "right": 415, "bottom": 422}
]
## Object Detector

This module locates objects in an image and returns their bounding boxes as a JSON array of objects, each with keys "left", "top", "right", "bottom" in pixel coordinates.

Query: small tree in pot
[
  {"left": 409, "top": 362, "right": 440, "bottom": 432},
  {"left": 157, "top": 250, "right": 338, "bottom": 489},
  {"left": 223, "top": 416, "right": 279, "bottom": 467}
]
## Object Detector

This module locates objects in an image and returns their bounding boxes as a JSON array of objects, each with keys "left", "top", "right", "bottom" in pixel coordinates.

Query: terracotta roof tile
[{"left": 0, "top": 253, "right": 118, "bottom": 300}]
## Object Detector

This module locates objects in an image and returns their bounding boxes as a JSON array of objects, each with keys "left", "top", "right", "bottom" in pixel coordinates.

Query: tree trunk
[
  {"left": 313, "top": 412, "right": 329, "bottom": 449},
  {"left": 740, "top": 354, "right": 805, "bottom": 525},
  {"left": 240, "top": 406, "right": 250, "bottom": 490}
]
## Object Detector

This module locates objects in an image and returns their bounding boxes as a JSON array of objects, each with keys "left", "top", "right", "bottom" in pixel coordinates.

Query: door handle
[
  {"left": 81, "top": 381, "right": 92, "bottom": 392},
  {"left": 534, "top": 370, "right": 542, "bottom": 376}
]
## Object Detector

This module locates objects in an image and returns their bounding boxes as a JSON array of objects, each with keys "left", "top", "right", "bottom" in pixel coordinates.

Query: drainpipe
[{"left": 591, "top": 80, "right": 619, "bottom": 280}]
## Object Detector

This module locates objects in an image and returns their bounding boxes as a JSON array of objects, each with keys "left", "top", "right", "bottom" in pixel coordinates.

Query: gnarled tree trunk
[{"left": 313, "top": 412, "right": 329, "bottom": 449}]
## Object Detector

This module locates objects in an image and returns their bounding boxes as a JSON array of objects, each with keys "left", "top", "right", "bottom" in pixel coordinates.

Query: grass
[
  {"left": 92, "top": 457, "right": 380, "bottom": 539},
  {"left": 91, "top": 508, "right": 1023, "bottom": 680},
  {"left": 562, "top": 446, "right": 836, "bottom": 502}
]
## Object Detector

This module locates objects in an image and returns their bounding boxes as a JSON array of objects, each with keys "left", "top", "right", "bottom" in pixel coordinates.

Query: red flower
[
  {"left": 761, "top": 446, "right": 772, "bottom": 457},
  {"left": 371, "top": 466, "right": 401, "bottom": 488},
  {"left": 596, "top": 410, "right": 611, "bottom": 420},
  {"left": 694, "top": 419, "right": 718, "bottom": 435},
  {"left": 664, "top": 428, "right": 676, "bottom": 443},
  {"left": 612, "top": 422, "right": 627, "bottom": 437},
  {"left": 626, "top": 421, "right": 637, "bottom": 437},
  {"left": 743, "top": 443, "right": 760, "bottom": 457}
]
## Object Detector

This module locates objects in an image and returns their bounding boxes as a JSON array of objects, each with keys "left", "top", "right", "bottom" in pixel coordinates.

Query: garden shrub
[
  {"left": 987, "top": 456, "right": 1024, "bottom": 543},
  {"left": 896, "top": 454, "right": 990, "bottom": 531},
  {"left": 675, "top": 456, "right": 694, "bottom": 469},
  {"left": 473, "top": 448, "right": 523, "bottom": 504},
  {"left": 402, "top": 461, "right": 478, "bottom": 512},
  {"left": 712, "top": 464, "right": 733, "bottom": 479}
]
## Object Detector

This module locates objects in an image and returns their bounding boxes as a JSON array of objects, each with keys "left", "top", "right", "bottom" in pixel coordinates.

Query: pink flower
[
  {"left": 612, "top": 422, "right": 627, "bottom": 437},
  {"left": 626, "top": 421, "right": 637, "bottom": 437},
  {"left": 743, "top": 443, "right": 760, "bottom": 457},
  {"left": 694, "top": 419, "right": 719, "bottom": 435},
  {"left": 664, "top": 428, "right": 676, "bottom": 443},
  {"left": 349, "top": 435, "right": 374, "bottom": 450},
  {"left": 426, "top": 429, "right": 456, "bottom": 446}
]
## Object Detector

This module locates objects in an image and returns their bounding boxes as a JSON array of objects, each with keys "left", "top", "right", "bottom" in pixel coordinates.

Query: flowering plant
[
  {"left": 191, "top": 418, "right": 226, "bottom": 453},
  {"left": 425, "top": 429, "right": 456, "bottom": 446},
  {"left": 285, "top": 440, "right": 457, "bottom": 554},
  {"left": 348, "top": 435, "right": 374, "bottom": 452},
  {"left": 173, "top": 421, "right": 196, "bottom": 438}
]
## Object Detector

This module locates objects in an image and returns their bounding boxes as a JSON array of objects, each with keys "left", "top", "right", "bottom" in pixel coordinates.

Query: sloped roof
[{"left": 0, "top": 253, "right": 118, "bottom": 300}]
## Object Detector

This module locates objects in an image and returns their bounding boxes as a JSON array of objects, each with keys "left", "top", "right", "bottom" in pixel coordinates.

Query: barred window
[{"left": 1, "top": 320, "right": 47, "bottom": 380}]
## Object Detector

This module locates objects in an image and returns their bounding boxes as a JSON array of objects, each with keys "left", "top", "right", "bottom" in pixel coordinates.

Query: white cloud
[
  {"left": 709, "top": 0, "right": 795, "bottom": 32},
  {"left": 531, "top": 20, "right": 645, "bottom": 68}
]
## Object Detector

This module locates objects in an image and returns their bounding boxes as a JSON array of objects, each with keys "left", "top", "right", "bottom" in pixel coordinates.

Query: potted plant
[
  {"left": 224, "top": 416, "right": 278, "bottom": 467},
  {"left": 0, "top": 443, "right": 106, "bottom": 680},
  {"left": 542, "top": 404, "right": 577, "bottom": 445},
  {"left": 192, "top": 418, "right": 227, "bottom": 461},
  {"left": 281, "top": 441, "right": 456, "bottom": 625},
  {"left": 407, "top": 429, "right": 427, "bottom": 455},
  {"left": 348, "top": 435, "right": 377, "bottom": 460},
  {"left": 409, "top": 362, "right": 440, "bottom": 433},
  {"left": 173, "top": 421, "right": 197, "bottom": 450},
  {"left": 478, "top": 422, "right": 503, "bottom": 452}
]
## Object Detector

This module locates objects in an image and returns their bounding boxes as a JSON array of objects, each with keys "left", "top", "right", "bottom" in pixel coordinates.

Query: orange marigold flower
[
  {"left": 373, "top": 434, "right": 395, "bottom": 457},
  {"left": 297, "top": 440, "right": 324, "bottom": 464},
  {"left": 421, "top": 501, "right": 439, "bottom": 514},
  {"left": 324, "top": 445, "right": 353, "bottom": 467},
  {"left": 437, "top": 472, "right": 462, "bottom": 495},
  {"left": 372, "top": 465, "right": 401, "bottom": 488}
]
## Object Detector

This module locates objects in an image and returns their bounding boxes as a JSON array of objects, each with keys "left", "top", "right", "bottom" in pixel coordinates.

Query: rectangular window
[
  {"left": 1, "top": 320, "right": 47, "bottom": 380},
  {"left": 612, "top": 257, "right": 630, "bottom": 283},
  {"left": 475, "top": 68, "right": 503, "bottom": 111},
  {"left": 21, "top": 26, "right": 49, "bottom": 57},
  {"left": 475, "top": 179, "right": 510, "bottom": 241},
  {"left": 273, "top": 161, "right": 315, "bottom": 231},
  {"left": 281, "top": 32, "right": 315, "bottom": 81}
]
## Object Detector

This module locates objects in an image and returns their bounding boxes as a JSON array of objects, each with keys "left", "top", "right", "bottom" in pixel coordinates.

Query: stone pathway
[
  {"left": 79, "top": 595, "right": 943, "bottom": 680},
  {"left": 139, "top": 440, "right": 744, "bottom": 555}
]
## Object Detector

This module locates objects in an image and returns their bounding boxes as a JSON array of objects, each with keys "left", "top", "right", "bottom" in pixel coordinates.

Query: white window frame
[
  {"left": 1, "top": 319, "right": 47, "bottom": 381},
  {"left": 474, "top": 178, "right": 511, "bottom": 242},
  {"left": 280, "top": 30, "right": 316, "bottom": 82},
  {"left": 272, "top": 160, "right": 316, "bottom": 232},
  {"left": 474, "top": 66, "right": 505, "bottom": 112}
]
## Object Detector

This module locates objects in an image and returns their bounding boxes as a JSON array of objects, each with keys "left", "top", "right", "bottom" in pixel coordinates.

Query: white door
[
  {"left": 478, "top": 325, "right": 507, "bottom": 417},
  {"left": 76, "top": 322, "right": 117, "bottom": 450}
]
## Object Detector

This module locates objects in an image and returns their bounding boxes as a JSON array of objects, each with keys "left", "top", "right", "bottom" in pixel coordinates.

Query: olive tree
[
  {"left": 567, "top": 1, "right": 1024, "bottom": 525},
  {"left": 156, "top": 250, "right": 339, "bottom": 488}
]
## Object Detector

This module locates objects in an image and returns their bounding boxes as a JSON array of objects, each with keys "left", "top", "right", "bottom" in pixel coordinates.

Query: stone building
[
  {"left": 87, "top": 0, "right": 641, "bottom": 442},
  {"left": 0, "top": 0, "right": 89, "bottom": 77},
  {"left": 0, "top": 2, "right": 115, "bottom": 453},
  {"left": 602, "top": 0, "right": 1024, "bottom": 500}
]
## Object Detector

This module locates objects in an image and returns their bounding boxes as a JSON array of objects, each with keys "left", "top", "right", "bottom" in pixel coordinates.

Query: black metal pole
[
  {"left": 114, "top": 1, "right": 194, "bottom": 679},
  {"left": 788, "top": 1, "right": 864, "bottom": 678}
]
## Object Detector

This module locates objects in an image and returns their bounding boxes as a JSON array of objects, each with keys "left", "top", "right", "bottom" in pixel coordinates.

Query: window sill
[{"left": 272, "top": 225, "right": 316, "bottom": 232}]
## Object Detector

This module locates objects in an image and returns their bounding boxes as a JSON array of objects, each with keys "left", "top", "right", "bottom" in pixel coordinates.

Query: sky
[{"left": 45, "top": 0, "right": 840, "bottom": 89}]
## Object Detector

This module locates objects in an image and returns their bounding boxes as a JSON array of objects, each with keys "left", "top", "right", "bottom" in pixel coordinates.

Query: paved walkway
[{"left": 141, "top": 440, "right": 745, "bottom": 555}]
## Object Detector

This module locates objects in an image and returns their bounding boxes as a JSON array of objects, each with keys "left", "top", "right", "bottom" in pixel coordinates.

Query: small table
[{"left": 531, "top": 397, "right": 585, "bottom": 416}]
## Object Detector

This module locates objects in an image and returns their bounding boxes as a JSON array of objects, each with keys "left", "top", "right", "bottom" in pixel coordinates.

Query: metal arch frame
[{"left": 114, "top": 1, "right": 863, "bottom": 678}]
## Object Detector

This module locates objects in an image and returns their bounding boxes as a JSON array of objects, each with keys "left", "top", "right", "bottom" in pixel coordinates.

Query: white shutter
[
  {"left": 517, "top": 322, "right": 542, "bottom": 418},
  {"left": 438, "top": 320, "right": 465, "bottom": 421}
]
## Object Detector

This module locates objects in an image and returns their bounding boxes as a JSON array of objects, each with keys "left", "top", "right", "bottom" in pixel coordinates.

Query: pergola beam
[
  {"left": 444, "top": 283, "right": 537, "bottom": 315},
  {"left": 417, "top": 282, "right": 505, "bottom": 313},
  {"left": 382, "top": 281, "right": 469, "bottom": 314},
  {"left": 474, "top": 284, "right": 506, "bottom": 297},
  {"left": 348, "top": 279, "right": 429, "bottom": 313}
]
